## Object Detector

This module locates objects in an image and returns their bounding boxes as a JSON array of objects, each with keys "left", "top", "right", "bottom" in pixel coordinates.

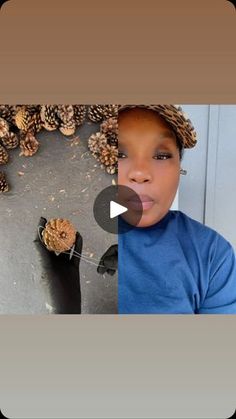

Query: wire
[{"left": 37, "top": 226, "right": 116, "bottom": 270}]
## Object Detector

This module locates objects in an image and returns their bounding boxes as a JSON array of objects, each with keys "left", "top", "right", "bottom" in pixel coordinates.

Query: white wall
[{"left": 178, "top": 105, "right": 236, "bottom": 250}]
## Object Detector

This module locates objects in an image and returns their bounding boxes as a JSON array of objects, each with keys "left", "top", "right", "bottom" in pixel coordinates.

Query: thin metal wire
[{"left": 37, "top": 226, "right": 115, "bottom": 270}]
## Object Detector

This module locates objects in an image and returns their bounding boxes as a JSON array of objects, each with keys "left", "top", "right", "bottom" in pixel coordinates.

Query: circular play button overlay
[{"left": 93, "top": 185, "right": 143, "bottom": 234}]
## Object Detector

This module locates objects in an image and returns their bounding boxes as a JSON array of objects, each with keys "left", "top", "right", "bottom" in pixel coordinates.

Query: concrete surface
[{"left": 0, "top": 114, "right": 117, "bottom": 314}]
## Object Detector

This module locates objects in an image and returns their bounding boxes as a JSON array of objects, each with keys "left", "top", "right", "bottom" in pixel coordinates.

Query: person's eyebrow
[{"left": 157, "top": 130, "right": 176, "bottom": 141}]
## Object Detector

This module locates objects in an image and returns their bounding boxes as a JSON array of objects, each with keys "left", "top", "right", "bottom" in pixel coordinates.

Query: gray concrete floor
[{"left": 0, "top": 116, "right": 117, "bottom": 314}]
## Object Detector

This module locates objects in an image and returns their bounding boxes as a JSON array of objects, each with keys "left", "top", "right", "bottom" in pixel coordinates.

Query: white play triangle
[{"left": 110, "top": 201, "right": 128, "bottom": 219}]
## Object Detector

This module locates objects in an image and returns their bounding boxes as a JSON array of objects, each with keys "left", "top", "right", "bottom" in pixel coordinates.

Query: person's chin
[
  {"left": 136, "top": 205, "right": 168, "bottom": 228},
  {"left": 135, "top": 210, "right": 157, "bottom": 228}
]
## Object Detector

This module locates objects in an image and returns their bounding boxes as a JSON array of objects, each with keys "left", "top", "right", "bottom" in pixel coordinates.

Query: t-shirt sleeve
[{"left": 197, "top": 235, "right": 236, "bottom": 314}]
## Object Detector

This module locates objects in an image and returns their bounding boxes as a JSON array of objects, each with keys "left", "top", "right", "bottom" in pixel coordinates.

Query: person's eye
[
  {"left": 153, "top": 153, "right": 172, "bottom": 160},
  {"left": 118, "top": 151, "right": 127, "bottom": 159}
]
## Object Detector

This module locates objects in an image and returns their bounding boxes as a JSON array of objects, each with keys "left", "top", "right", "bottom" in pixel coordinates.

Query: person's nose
[{"left": 127, "top": 160, "right": 152, "bottom": 184}]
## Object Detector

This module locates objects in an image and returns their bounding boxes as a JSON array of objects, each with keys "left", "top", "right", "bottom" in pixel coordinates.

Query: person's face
[{"left": 118, "top": 108, "right": 181, "bottom": 227}]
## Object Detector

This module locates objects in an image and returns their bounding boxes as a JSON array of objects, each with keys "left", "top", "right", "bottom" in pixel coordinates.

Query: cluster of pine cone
[
  {"left": 87, "top": 105, "right": 118, "bottom": 175},
  {"left": 0, "top": 104, "right": 118, "bottom": 194}
]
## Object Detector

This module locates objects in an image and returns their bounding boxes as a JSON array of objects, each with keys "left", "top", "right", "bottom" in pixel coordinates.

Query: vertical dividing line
[
  {"left": 204, "top": 105, "right": 220, "bottom": 228},
  {"left": 203, "top": 105, "right": 210, "bottom": 226}
]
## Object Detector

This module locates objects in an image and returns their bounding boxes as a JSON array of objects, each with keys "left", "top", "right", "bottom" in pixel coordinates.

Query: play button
[
  {"left": 93, "top": 185, "right": 143, "bottom": 234},
  {"left": 110, "top": 201, "right": 127, "bottom": 218}
]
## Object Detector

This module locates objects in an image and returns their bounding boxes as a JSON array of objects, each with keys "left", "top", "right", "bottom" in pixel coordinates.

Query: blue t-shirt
[{"left": 118, "top": 210, "right": 236, "bottom": 314}]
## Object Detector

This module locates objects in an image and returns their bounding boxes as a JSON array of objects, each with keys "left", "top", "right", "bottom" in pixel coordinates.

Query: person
[{"left": 101, "top": 104, "right": 236, "bottom": 314}]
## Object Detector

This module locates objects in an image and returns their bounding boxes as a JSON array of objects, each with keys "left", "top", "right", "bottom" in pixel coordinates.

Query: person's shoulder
[
  {"left": 170, "top": 212, "right": 236, "bottom": 284},
  {"left": 170, "top": 210, "right": 231, "bottom": 248}
]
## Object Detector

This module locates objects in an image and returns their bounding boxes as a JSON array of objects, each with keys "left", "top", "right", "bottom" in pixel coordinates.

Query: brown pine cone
[
  {"left": 2, "top": 105, "right": 22, "bottom": 127},
  {"left": 102, "top": 104, "right": 118, "bottom": 120},
  {"left": 1, "top": 132, "right": 19, "bottom": 149},
  {"left": 99, "top": 144, "right": 118, "bottom": 175},
  {"left": 14, "top": 107, "right": 32, "bottom": 132},
  {"left": 73, "top": 105, "right": 86, "bottom": 126},
  {"left": 0, "top": 171, "right": 9, "bottom": 193},
  {"left": 29, "top": 112, "right": 43, "bottom": 134},
  {"left": 25, "top": 105, "right": 41, "bottom": 115},
  {"left": 0, "top": 117, "right": 10, "bottom": 138},
  {"left": 19, "top": 132, "right": 39, "bottom": 157},
  {"left": 59, "top": 119, "right": 76, "bottom": 136},
  {"left": 57, "top": 105, "right": 76, "bottom": 136},
  {"left": 0, "top": 144, "right": 9, "bottom": 165},
  {"left": 42, "top": 218, "right": 76, "bottom": 253},
  {"left": 57, "top": 105, "right": 74, "bottom": 122},
  {"left": 88, "top": 132, "right": 108, "bottom": 158},
  {"left": 0, "top": 106, "right": 14, "bottom": 124},
  {"left": 87, "top": 105, "right": 107, "bottom": 123},
  {"left": 40, "top": 105, "right": 60, "bottom": 131},
  {"left": 100, "top": 117, "right": 118, "bottom": 146}
]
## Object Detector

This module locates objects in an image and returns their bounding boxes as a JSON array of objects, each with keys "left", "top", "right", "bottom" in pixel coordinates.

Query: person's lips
[{"left": 127, "top": 194, "right": 155, "bottom": 211}]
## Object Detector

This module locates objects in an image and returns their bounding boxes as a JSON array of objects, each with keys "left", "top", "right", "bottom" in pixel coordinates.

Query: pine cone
[
  {"left": 102, "top": 104, "right": 118, "bottom": 120},
  {"left": 100, "top": 117, "right": 118, "bottom": 146},
  {"left": 0, "top": 144, "right": 9, "bottom": 165},
  {"left": 29, "top": 112, "right": 43, "bottom": 134},
  {"left": 40, "top": 105, "right": 60, "bottom": 131},
  {"left": 14, "top": 107, "right": 32, "bottom": 132},
  {"left": 73, "top": 105, "right": 86, "bottom": 126},
  {"left": 57, "top": 105, "right": 74, "bottom": 121},
  {"left": 25, "top": 105, "right": 41, "bottom": 115},
  {"left": 19, "top": 132, "right": 39, "bottom": 157},
  {"left": 99, "top": 144, "right": 118, "bottom": 175},
  {"left": 59, "top": 119, "right": 76, "bottom": 136},
  {"left": 0, "top": 106, "right": 14, "bottom": 124},
  {"left": 88, "top": 132, "right": 108, "bottom": 158},
  {"left": 1, "top": 132, "right": 19, "bottom": 149},
  {"left": 57, "top": 105, "right": 76, "bottom": 136},
  {"left": 0, "top": 171, "right": 9, "bottom": 193},
  {"left": 0, "top": 105, "right": 22, "bottom": 130},
  {"left": 42, "top": 218, "right": 76, "bottom": 253},
  {"left": 0, "top": 117, "right": 10, "bottom": 138},
  {"left": 87, "top": 105, "right": 107, "bottom": 123}
]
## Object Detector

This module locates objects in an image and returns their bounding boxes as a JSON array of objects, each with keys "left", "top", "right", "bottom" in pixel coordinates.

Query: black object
[
  {"left": 227, "top": 0, "right": 236, "bottom": 9},
  {"left": 0, "top": 0, "right": 10, "bottom": 11},
  {"left": 97, "top": 244, "right": 118, "bottom": 276},
  {"left": 34, "top": 217, "right": 83, "bottom": 314}
]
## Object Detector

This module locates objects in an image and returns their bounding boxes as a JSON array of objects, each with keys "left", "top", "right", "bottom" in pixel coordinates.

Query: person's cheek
[{"left": 158, "top": 167, "right": 179, "bottom": 206}]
